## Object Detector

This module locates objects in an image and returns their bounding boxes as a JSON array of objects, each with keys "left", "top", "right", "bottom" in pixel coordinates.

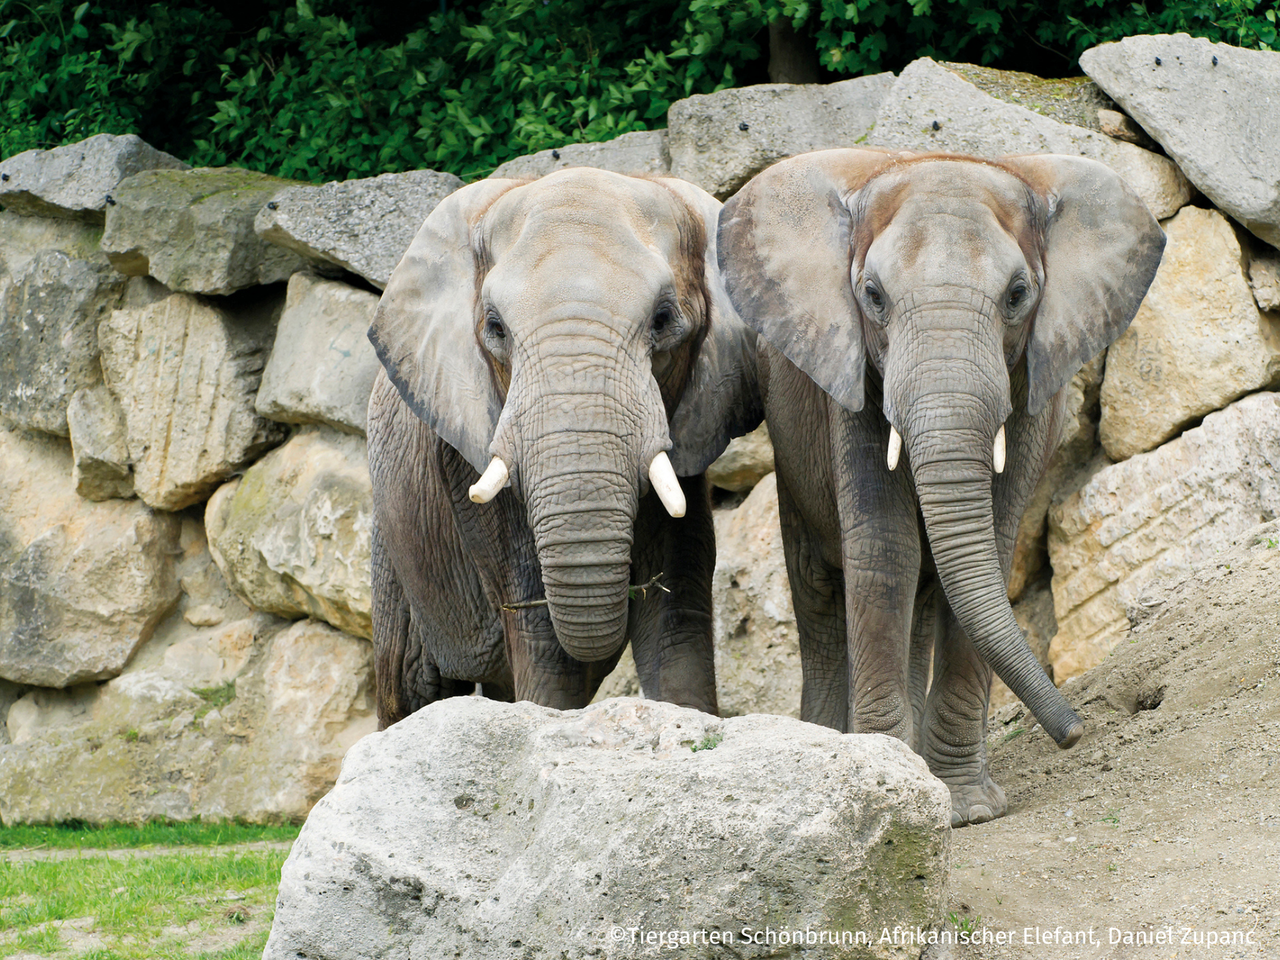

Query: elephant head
[
  {"left": 369, "top": 169, "right": 758, "bottom": 663},
  {"left": 719, "top": 149, "right": 1164, "bottom": 746}
]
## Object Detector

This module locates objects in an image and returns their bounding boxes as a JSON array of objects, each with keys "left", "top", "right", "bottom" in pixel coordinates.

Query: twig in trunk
[{"left": 500, "top": 573, "right": 670, "bottom": 611}]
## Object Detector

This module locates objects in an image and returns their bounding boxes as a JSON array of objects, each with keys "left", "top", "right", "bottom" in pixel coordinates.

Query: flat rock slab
[
  {"left": 0, "top": 426, "right": 180, "bottom": 688},
  {"left": 668, "top": 74, "right": 895, "bottom": 199},
  {"left": 0, "top": 133, "right": 187, "bottom": 222},
  {"left": 256, "top": 272, "right": 381, "bottom": 434},
  {"left": 1048, "top": 392, "right": 1280, "bottom": 682},
  {"left": 490, "top": 129, "right": 670, "bottom": 180},
  {"left": 254, "top": 169, "right": 463, "bottom": 290},
  {"left": 101, "top": 167, "right": 306, "bottom": 295},
  {"left": 1081, "top": 33, "right": 1280, "bottom": 248},
  {"left": 706, "top": 421, "right": 774, "bottom": 492},
  {"left": 264, "top": 697, "right": 950, "bottom": 960},
  {"left": 870, "top": 58, "right": 1191, "bottom": 220}
]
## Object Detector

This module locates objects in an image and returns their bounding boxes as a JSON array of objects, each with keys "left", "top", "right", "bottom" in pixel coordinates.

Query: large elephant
[
  {"left": 367, "top": 168, "right": 760, "bottom": 728},
  {"left": 718, "top": 149, "right": 1164, "bottom": 825}
]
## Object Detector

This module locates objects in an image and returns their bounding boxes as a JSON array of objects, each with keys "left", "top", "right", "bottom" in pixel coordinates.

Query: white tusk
[
  {"left": 648, "top": 451, "right": 686, "bottom": 518},
  {"left": 993, "top": 425, "right": 1006, "bottom": 475},
  {"left": 468, "top": 457, "right": 509, "bottom": 503},
  {"left": 887, "top": 426, "right": 902, "bottom": 472}
]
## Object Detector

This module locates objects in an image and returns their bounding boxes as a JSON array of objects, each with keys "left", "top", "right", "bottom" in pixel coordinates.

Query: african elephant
[
  {"left": 367, "top": 168, "right": 760, "bottom": 729},
  {"left": 718, "top": 149, "right": 1164, "bottom": 825}
]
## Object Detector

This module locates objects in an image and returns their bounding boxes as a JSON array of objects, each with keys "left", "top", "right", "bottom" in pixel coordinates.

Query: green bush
[{"left": 1, "top": 0, "right": 1275, "bottom": 182}]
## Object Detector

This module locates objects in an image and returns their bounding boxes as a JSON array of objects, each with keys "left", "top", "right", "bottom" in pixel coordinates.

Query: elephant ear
[
  {"left": 368, "top": 179, "right": 524, "bottom": 474},
  {"left": 656, "top": 177, "right": 764, "bottom": 476},
  {"left": 716, "top": 148, "right": 905, "bottom": 414},
  {"left": 1000, "top": 154, "right": 1166, "bottom": 416}
]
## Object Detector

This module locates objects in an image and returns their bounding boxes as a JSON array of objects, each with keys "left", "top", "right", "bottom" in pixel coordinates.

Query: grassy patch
[
  {"left": 192, "top": 683, "right": 237, "bottom": 721},
  {"left": 0, "top": 845, "right": 290, "bottom": 959},
  {"left": 0, "top": 820, "right": 299, "bottom": 852}
]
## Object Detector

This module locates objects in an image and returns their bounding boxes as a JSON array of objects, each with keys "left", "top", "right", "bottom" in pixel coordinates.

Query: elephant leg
[
  {"left": 776, "top": 467, "right": 848, "bottom": 731},
  {"left": 371, "top": 526, "right": 414, "bottom": 730},
  {"left": 908, "top": 576, "right": 940, "bottom": 753},
  {"left": 629, "top": 474, "right": 718, "bottom": 714}
]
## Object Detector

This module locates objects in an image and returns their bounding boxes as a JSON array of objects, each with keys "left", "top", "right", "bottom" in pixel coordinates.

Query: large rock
[
  {"left": 205, "top": 428, "right": 373, "bottom": 638},
  {"left": 668, "top": 74, "right": 895, "bottom": 199},
  {"left": 0, "top": 426, "right": 181, "bottom": 688},
  {"left": 706, "top": 422, "right": 774, "bottom": 492},
  {"left": 1099, "top": 207, "right": 1280, "bottom": 461},
  {"left": 870, "top": 58, "right": 1191, "bottom": 220},
  {"left": 938, "top": 62, "right": 1115, "bottom": 130},
  {"left": 66, "top": 384, "right": 134, "bottom": 500},
  {"left": 0, "top": 612, "right": 376, "bottom": 825},
  {"left": 254, "top": 169, "right": 463, "bottom": 290},
  {"left": 490, "top": 129, "right": 669, "bottom": 180},
  {"left": 255, "top": 273, "right": 381, "bottom": 434},
  {"left": 101, "top": 167, "right": 305, "bottom": 295},
  {"left": 0, "top": 213, "right": 126, "bottom": 436},
  {"left": 1251, "top": 247, "right": 1280, "bottom": 313},
  {"left": 264, "top": 697, "right": 951, "bottom": 960},
  {"left": 0, "top": 133, "right": 187, "bottom": 222},
  {"left": 1080, "top": 34, "right": 1280, "bottom": 248},
  {"left": 1048, "top": 392, "right": 1280, "bottom": 682},
  {"left": 99, "top": 280, "right": 286, "bottom": 510}
]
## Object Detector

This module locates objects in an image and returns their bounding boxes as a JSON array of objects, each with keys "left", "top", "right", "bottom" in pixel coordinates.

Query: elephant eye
[
  {"left": 1005, "top": 279, "right": 1031, "bottom": 313},
  {"left": 864, "top": 282, "right": 883, "bottom": 309},
  {"left": 652, "top": 307, "right": 673, "bottom": 333},
  {"left": 486, "top": 315, "right": 506, "bottom": 339}
]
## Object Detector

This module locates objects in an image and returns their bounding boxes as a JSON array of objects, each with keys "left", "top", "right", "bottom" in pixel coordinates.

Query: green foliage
[
  {"left": 689, "top": 731, "right": 724, "bottom": 751},
  {"left": 0, "top": 819, "right": 301, "bottom": 850}
]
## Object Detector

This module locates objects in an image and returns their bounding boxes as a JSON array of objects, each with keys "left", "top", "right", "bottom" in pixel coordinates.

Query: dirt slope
[{"left": 946, "top": 521, "right": 1280, "bottom": 960}]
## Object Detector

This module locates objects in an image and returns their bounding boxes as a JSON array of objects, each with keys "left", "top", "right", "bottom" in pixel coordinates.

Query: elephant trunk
[{"left": 906, "top": 421, "right": 1082, "bottom": 747}]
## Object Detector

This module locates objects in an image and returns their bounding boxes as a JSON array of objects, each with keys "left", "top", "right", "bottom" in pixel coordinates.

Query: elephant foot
[{"left": 945, "top": 779, "right": 1007, "bottom": 828}]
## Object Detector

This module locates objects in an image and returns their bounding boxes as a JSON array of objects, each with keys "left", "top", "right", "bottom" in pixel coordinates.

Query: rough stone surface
[
  {"left": 263, "top": 697, "right": 951, "bottom": 960},
  {"left": 1250, "top": 247, "right": 1280, "bottom": 312},
  {"left": 706, "top": 422, "right": 775, "bottom": 492},
  {"left": 1048, "top": 392, "right": 1280, "bottom": 683},
  {"left": 0, "top": 213, "right": 126, "bottom": 436},
  {"left": 0, "top": 612, "right": 376, "bottom": 825},
  {"left": 870, "top": 58, "right": 1192, "bottom": 220},
  {"left": 0, "top": 426, "right": 181, "bottom": 688},
  {"left": 668, "top": 74, "right": 895, "bottom": 199},
  {"left": 66, "top": 384, "right": 134, "bottom": 500},
  {"left": 0, "top": 133, "right": 187, "bottom": 222},
  {"left": 205, "top": 428, "right": 372, "bottom": 638},
  {"left": 254, "top": 169, "right": 463, "bottom": 290},
  {"left": 256, "top": 273, "right": 381, "bottom": 434},
  {"left": 99, "top": 280, "right": 287, "bottom": 510},
  {"left": 1099, "top": 207, "right": 1280, "bottom": 461},
  {"left": 1080, "top": 33, "right": 1280, "bottom": 248},
  {"left": 1096, "top": 107, "right": 1156, "bottom": 148},
  {"left": 101, "top": 167, "right": 305, "bottom": 295},
  {"left": 938, "top": 63, "right": 1115, "bottom": 131},
  {"left": 490, "top": 129, "right": 670, "bottom": 180}
]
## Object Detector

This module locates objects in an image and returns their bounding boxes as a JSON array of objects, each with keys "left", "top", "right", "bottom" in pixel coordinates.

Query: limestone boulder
[
  {"left": 1251, "top": 247, "right": 1280, "bottom": 313},
  {"left": 0, "top": 426, "right": 181, "bottom": 688},
  {"left": 0, "top": 612, "right": 376, "bottom": 825},
  {"left": 99, "top": 280, "right": 287, "bottom": 510},
  {"left": 256, "top": 273, "right": 381, "bottom": 434},
  {"left": 254, "top": 169, "right": 462, "bottom": 290},
  {"left": 706, "top": 422, "right": 774, "bottom": 492},
  {"left": 0, "top": 133, "right": 187, "bottom": 222},
  {"left": 1048, "top": 392, "right": 1280, "bottom": 682},
  {"left": 0, "top": 213, "right": 126, "bottom": 436},
  {"left": 870, "top": 58, "right": 1191, "bottom": 219},
  {"left": 66, "top": 384, "right": 134, "bottom": 500},
  {"left": 490, "top": 129, "right": 669, "bottom": 180},
  {"left": 205, "top": 428, "right": 372, "bottom": 638},
  {"left": 101, "top": 167, "right": 305, "bottom": 295},
  {"left": 667, "top": 74, "right": 895, "bottom": 199},
  {"left": 1080, "top": 34, "right": 1280, "bottom": 247},
  {"left": 263, "top": 697, "right": 950, "bottom": 960},
  {"left": 1099, "top": 207, "right": 1280, "bottom": 461}
]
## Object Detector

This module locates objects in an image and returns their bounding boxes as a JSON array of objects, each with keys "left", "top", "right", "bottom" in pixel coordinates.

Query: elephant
[
  {"left": 717, "top": 148, "right": 1164, "bottom": 825},
  {"left": 366, "top": 168, "right": 760, "bottom": 729}
]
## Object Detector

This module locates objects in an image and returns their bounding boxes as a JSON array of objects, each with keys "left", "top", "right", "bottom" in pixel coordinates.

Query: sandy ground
[{"left": 943, "top": 525, "right": 1280, "bottom": 960}]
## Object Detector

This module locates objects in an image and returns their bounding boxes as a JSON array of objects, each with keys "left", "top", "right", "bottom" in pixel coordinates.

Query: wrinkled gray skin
[
  {"left": 719, "top": 149, "right": 1164, "bottom": 825},
  {"left": 367, "top": 169, "right": 759, "bottom": 728}
]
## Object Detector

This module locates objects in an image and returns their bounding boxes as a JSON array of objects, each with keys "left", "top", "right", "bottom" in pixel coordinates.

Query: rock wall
[{"left": 2, "top": 33, "right": 1278, "bottom": 823}]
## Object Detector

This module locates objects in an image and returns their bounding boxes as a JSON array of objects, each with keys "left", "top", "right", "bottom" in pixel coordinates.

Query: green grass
[
  {"left": 0, "top": 828, "right": 295, "bottom": 959},
  {"left": 0, "top": 820, "right": 299, "bottom": 851}
]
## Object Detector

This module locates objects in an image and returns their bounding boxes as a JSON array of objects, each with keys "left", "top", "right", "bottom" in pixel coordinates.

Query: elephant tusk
[
  {"left": 648, "top": 451, "right": 686, "bottom": 518},
  {"left": 468, "top": 457, "right": 509, "bottom": 503},
  {"left": 993, "top": 425, "right": 1007, "bottom": 475},
  {"left": 887, "top": 426, "right": 902, "bottom": 472}
]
